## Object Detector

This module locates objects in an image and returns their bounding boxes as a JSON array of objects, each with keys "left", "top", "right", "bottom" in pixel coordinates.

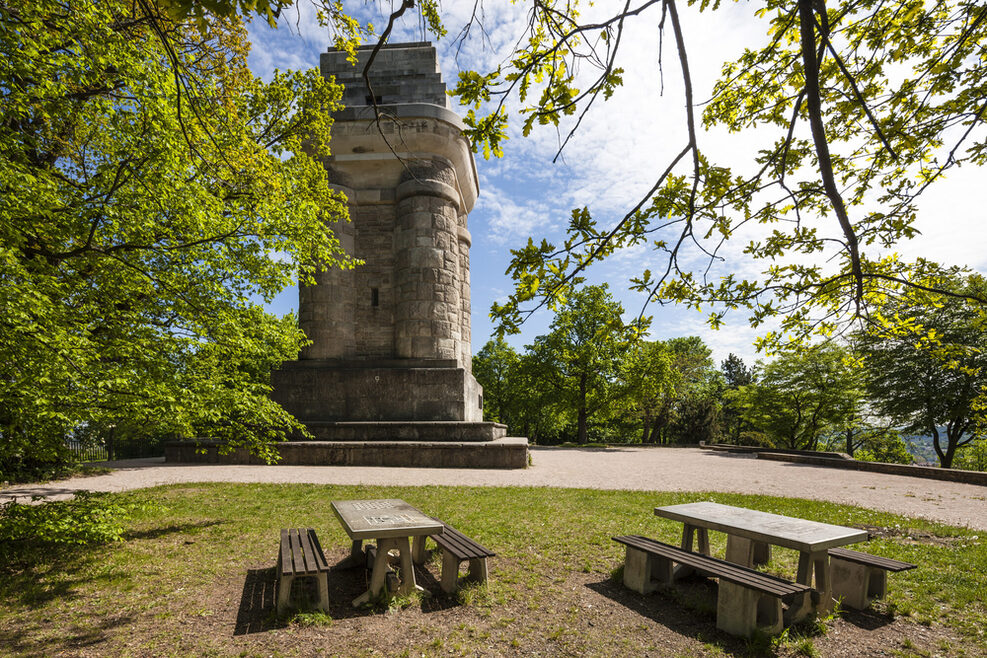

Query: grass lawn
[{"left": 1, "top": 483, "right": 984, "bottom": 657}]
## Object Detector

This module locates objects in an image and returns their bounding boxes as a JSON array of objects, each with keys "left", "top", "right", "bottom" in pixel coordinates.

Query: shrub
[
  {"left": 0, "top": 491, "right": 137, "bottom": 546},
  {"left": 737, "top": 431, "right": 775, "bottom": 448}
]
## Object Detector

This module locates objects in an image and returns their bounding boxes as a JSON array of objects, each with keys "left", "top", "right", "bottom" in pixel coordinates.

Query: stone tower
[{"left": 268, "top": 42, "right": 527, "bottom": 467}]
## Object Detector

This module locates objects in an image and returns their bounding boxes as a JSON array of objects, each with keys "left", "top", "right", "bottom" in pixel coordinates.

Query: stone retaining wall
[{"left": 702, "top": 443, "right": 986, "bottom": 486}]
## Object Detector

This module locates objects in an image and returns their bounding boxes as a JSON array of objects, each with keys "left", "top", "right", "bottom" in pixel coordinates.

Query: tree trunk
[
  {"left": 577, "top": 373, "right": 588, "bottom": 444},
  {"left": 643, "top": 415, "right": 658, "bottom": 444},
  {"left": 931, "top": 425, "right": 951, "bottom": 468},
  {"left": 942, "top": 425, "right": 963, "bottom": 469},
  {"left": 845, "top": 427, "right": 855, "bottom": 457}
]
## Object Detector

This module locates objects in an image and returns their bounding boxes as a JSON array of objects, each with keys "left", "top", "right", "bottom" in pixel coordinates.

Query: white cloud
[{"left": 473, "top": 181, "right": 562, "bottom": 245}]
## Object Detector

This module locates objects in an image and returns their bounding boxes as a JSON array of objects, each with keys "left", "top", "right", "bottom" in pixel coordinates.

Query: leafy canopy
[
  {"left": 449, "top": 0, "right": 987, "bottom": 348},
  {"left": 0, "top": 0, "right": 354, "bottom": 471},
  {"left": 856, "top": 265, "right": 987, "bottom": 467}
]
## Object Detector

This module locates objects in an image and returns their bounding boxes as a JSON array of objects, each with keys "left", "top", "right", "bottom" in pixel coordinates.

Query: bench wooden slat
[
  {"left": 428, "top": 517, "right": 495, "bottom": 561},
  {"left": 613, "top": 535, "right": 810, "bottom": 603},
  {"left": 281, "top": 528, "right": 330, "bottom": 576},
  {"left": 828, "top": 547, "right": 916, "bottom": 572},
  {"left": 280, "top": 528, "right": 293, "bottom": 576},
  {"left": 300, "top": 528, "right": 319, "bottom": 574},
  {"left": 433, "top": 528, "right": 494, "bottom": 560},
  {"left": 289, "top": 528, "right": 307, "bottom": 575},
  {"left": 432, "top": 529, "right": 474, "bottom": 558},
  {"left": 307, "top": 528, "right": 330, "bottom": 572}
]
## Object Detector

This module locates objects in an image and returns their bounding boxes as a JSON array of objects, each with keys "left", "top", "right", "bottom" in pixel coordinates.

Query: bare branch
[{"left": 798, "top": 0, "right": 864, "bottom": 306}]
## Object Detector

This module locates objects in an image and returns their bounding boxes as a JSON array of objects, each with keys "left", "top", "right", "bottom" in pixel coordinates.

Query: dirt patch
[
  {"left": 42, "top": 545, "right": 970, "bottom": 657},
  {"left": 855, "top": 524, "right": 980, "bottom": 547}
]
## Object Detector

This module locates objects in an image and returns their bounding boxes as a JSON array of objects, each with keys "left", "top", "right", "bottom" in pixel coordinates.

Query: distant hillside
[{"left": 903, "top": 433, "right": 941, "bottom": 466}]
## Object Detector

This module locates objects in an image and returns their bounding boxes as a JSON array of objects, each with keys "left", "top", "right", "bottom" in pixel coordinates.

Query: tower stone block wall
[{"left": 271, "top": 42, "right": 488, "bottom": 425}]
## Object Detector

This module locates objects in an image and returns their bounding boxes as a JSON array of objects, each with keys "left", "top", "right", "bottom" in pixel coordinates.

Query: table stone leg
[
  {"left": 352, "top": 537, "right": 397, "bottom": 607},
  {"left": 696, "top": 528, "right": 710, "bottom": 556},
  {"left": 412, "top": 535, "right": 428, "bottom": 564},
  {"left": 725, "top": 535, "right": 755, "bottom": 567},
  {"left": 395, "top": 536, "right": 422, "bottom": 596},
  {"left": 811, "top": 551, "right": 834, "bottom": 614},
  {"left": 752, "top": 541, "right": 771, "bottom": 566},
  {"left": 339, "top": 539, "right": 365, "bottom": 569},
  {"left": 675, "top": 524, "right": 700, "bottom": 579},
  {"left": 788, "top": 550, "right": 830, "bottom": 621},
  {"left": 681, "top": 524, "right": 696, "bottom": 551}
]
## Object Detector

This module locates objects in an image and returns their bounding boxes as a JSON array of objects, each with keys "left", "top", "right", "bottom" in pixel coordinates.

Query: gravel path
[{"left": 3, "top": 446, "right": 985, "bottom": 529}]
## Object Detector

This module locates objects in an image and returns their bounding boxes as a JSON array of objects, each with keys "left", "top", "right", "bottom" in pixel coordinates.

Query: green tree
[
  {"left": 0, "top": 0, "right": 353, "bottom": 476},
  {"left": 720, "top": 353, "right": 754, "bottom": 444},
  {"left": 738, "top": 344, "right": 859, "bottom": 451},
  {"left": 473, "top": 338, "right": 521, "bottom": 427},
  {"left": 619, "top": 340, "right": 675, "bottom": 443},
  {"left": 526, "top": 284, "right": 637, "bottom": 444},
  {"left": 667, "top": 383, "right": 723, "bottom": 445},
  {"left": 661, "top": 337, "right": 721, "bottom": 444},
  {"left": 823, "top": 426, "right": 912, "bottom": 464},
  {"left": 857, "top": 267, "right": 987, "bottom": 468}
]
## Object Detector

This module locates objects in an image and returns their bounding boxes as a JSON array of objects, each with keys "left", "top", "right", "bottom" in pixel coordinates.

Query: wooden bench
[
  {"left": 277, "top": 528, "right": 330, "bottom": 614},
  {"left": 613, "top": 535, "right": 811, "bottom": 637},
  {"left": 828, "top": 547, "right": 916, "bottom": 609},
  {"left": 413, "top": 518, "right": 495, "bottom": 593}
]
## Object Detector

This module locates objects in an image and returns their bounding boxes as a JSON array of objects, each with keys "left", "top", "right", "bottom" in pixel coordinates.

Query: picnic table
[
  {"left": 331, "top": 498, "right": 443, "bottom": 606},
  {"left": 654, "top": 501, "right": 869, "bottom": 618}
]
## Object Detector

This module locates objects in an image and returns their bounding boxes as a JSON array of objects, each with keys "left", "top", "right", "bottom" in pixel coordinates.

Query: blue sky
[{"left": 247, "top": 2, "right": 987, "bottom": 369}]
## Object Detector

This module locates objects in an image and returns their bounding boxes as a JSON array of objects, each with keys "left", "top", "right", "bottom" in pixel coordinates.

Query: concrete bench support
[
  {"left": 413, "top": 517, "right": 495, "bottom": 594},
  {"left": 828, "top": 548, "right": 916, "bottom": 610},
  {"left": 622, "top": 544, "right": 673, "bottom": 594},
  {"left": 613, "top": 535, "right": 810, "bottom": 638},
  {"left": 717, "top": 580, "right": 784, "bottom": 637}
]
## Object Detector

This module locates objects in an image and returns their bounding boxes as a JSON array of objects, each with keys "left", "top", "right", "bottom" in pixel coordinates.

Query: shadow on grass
[
  {"left": 586, "top": 576, "right": 757, "bottom": 657},
  {"left": 0, "top": 543, "right": 116, "bottom": 610},
  {"left": 123, "top": 519, "right": 226, "bottom": 541},
  {"left": 235, "top": 567, "right": 281, "bottom": 635},
  {"left": 0, "top": 520, "right": 232, "bottom": 611},
  {"left": 0, "top": 609, "right": 136, "bottom": 657},
  {"left": 233, "top": 552, "right": 472, "bottom": 635},
  {"left": 840, "top": 606, "right": 896, "bottom": 631}
]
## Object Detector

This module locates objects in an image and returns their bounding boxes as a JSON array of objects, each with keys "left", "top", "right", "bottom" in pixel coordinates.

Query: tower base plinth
[{"left": 165, "top": 436, "right": 529, "bottom": 469}]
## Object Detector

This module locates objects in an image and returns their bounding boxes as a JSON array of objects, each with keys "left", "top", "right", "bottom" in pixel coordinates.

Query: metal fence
[
  {"left": 65, "top": 437, "right": 163, "bottom": 462},
  {"left": 65, "top": 440, "right": 110, "bottom": 462}
]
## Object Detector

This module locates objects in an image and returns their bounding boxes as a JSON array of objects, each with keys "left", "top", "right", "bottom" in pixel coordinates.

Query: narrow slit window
[
  {"left": 365, "top": 94, "right": 383, "bottom": 105},
  {"left": 371, "top": 287, "right": 379, "bottom": 307}
]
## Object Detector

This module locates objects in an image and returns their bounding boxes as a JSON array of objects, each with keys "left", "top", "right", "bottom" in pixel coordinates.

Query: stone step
[
  {"left": 165, "top": 437, "right": 529, "bottom": 469},
  {"left": 303, "top": 421, "right": 507, "bottom": 442}
]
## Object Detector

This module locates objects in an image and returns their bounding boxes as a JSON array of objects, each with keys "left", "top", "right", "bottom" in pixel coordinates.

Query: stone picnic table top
[
  {"left": 654, "top": 501, "right": 869, "bottom": 553},
  {"left": 654, "top": 501, "right": 871, "bottom": 619},
  {"left": 331, "top": 498, "right": 443, "bottom": 541}
]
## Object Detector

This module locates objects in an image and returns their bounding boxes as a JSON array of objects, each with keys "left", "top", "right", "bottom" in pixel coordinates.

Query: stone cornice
[{"left": 329, "top": 103, "right": 480, "bottom": 213}]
